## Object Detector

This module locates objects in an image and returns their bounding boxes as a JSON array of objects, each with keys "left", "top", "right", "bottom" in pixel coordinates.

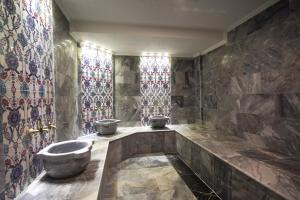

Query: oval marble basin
[
  {"left": 149, "top": 115, "right": 169, "bottom": 128},
  {"left": 94, "top": 119, "right": 121, "bottom": 135},
  {"left": 37, "top": 140, "right": 93, "bottom": 178}
]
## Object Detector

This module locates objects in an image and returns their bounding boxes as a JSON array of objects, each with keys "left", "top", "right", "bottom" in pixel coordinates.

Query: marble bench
[
  {"left": 171, "top": 124, "right": 300, "bottom": 200},
  {"left": 16, "top": 125, "right": 300, "bottom": 200},
  {"left": 16, "top": 127, "right": 175, "bottom": 200}
]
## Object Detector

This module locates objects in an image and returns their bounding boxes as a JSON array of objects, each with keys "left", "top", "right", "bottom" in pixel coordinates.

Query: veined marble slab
[
  {"left": 169, "top": 124, "right": 300, "bottom": 200},
  {"left": 16, "top": 125, "right": 300, "bottom": 200},
  {"left": 103, "top": 155, "right": 199, "bottom": 200},
  {"left": 16, "top": 141, "right": 109, "bottom": 200},
  {"left": 16, "top": 127, "right": 172, "bottom": 200}
]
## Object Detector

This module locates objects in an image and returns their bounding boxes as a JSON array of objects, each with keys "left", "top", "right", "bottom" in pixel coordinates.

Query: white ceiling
[{"left": 55, "top": 0, "right": 279, "bottom": 57}]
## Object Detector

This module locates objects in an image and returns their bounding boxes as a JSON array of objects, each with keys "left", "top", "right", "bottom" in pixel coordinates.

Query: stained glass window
[
  {"left": 140, "top": 55, "right": 171, "bottom": 125},
  {"left": 80, "top": 46, "right": 113, "bottom": 134}
]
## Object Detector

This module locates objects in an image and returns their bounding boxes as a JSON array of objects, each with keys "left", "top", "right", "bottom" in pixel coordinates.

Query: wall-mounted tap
[
  {"left": 26, "top": 117, "right": 51, "bottom": 136},
  {"left": 26, "top": 127, "right": 40, "bottom": 135},
  {"left": 37, "top": 118, "right": 44, "bottom": 132},
  {"left": 47, "top": 121, "right": 57, "bottom": 130}
]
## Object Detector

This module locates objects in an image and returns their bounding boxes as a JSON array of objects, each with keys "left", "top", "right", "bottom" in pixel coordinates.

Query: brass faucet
[
  {"left": 47, "top": 120, "right": 57, "bottom": 130},
  {"left": 26, "top": 118, "right": 53, "bottom": 136},
  {"left": 26, "top": 127, "right": 40, "bottom": 135}
]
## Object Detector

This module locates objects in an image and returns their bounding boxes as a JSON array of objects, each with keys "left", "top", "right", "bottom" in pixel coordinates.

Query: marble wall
[
  {"left": 114, "top": 56, "right": 198, "bottom": 126},
  {"left": 199, "top": 0, "right": 300, "bottom": 156},
  {"left": 171, "top": 58, "right": 200, "bottom": 124},
  {"left": 176, "top": 133, "right": 287, "bottom": 200},
  {"left": 0, "top": 0, "right": 55, "bottom": 198},
  {"left": 0, "top": 128, "right": 4, "bottom": 199},
  {"left": 114, "top": 56, "right": 142, "bottom": 127},
  {"left": 53, "top": 2, "right": 80, "bottom": 141}
]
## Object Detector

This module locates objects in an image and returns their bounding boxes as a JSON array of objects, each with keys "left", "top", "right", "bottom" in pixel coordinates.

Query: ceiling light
[{"left": 163, "top": 52, "right": 169, "bottom": 57}]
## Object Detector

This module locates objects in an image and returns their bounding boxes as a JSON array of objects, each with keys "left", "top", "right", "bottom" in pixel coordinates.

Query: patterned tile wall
[
  {"left": 140, "top": 56, "right": 171, "bottom": 125},
  {"left": 80, "top": 46, "right": 113, "bottom": 134},
  {"left": 199, "top": 0, "right": 300, "bottom": 156},
  {"left": 0, "top": 0, "right": 54, "bottom": 198}
]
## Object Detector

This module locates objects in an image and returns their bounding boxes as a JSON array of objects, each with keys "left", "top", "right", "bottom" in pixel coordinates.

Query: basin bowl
[
  {"left": 94, "top": 119, "right": 121, "bottom": 135},
  {"left": 37, "top": 140, "right": 93, "bottom": 178},
  {"left": 149, "top": 115, "right": 169, "bottom": 128}
]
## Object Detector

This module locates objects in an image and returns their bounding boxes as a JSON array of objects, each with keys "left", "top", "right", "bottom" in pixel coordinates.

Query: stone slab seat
[
  {"left": 16, "top": 125, "right": 300, "bottom": 200},
  {"left": 170, "top": 124, "right": 300, "bottom": 200}
]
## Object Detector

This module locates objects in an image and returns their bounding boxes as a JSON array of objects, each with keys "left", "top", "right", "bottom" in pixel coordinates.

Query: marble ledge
[
  {"left": 16, "top": 124, "right": 300, "bottom": 200},
  {"left": 78, "top": 126, "right": 173, "bottom": 142},
  {"left": 15, "top": 126, "right": 173, "bottom": 200},
  {"left": 169, "top": 124, "right": 300, "bottom": 200},
  {"left": 16, "top": 141, "right": 109, "bottom": 200}
]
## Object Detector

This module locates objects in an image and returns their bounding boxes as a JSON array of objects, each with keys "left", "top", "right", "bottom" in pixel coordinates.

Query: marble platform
[
  {"left": 171, "top": 124, "right": 300, "bottom": 200},
  {"left": 15, "top": 127, "right": 174, "bottom": 200},
  {"left": 16, "top": 125, "right": 300, "bottom": 200},
  {"left": 102, "top": 155, "right": 219, "bottom": 200}
]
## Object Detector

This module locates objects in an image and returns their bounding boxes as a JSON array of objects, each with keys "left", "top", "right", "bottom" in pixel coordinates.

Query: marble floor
[{"left": 102, "top": 154, "right": 220, "bottom": 200}]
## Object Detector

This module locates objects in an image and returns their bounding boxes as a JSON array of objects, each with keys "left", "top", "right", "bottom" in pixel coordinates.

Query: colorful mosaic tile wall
[
  {"left": 0, "top": 0, "right": 54, "bottom": 198},
  {"left": 80, "top": 46, "right": 113, "bottom": 134},
  {"left": 140, "top": 56, "right": 171, "bottom": 125}
]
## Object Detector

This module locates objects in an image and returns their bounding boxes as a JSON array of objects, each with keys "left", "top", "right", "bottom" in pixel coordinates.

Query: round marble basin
[
  {"left": 94, "top": 119, "right": 121, "bottom": 135},
  {"left": 37, "top": 140, "right": 93, "bottom": 178},
  {"left": 149, "top": 115, "right": 169, "bottom": 128}
]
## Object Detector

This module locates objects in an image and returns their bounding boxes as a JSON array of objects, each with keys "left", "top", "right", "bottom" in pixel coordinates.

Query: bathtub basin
[
  {"left": 149, "top": 115, "right": 169, "bottom": 128},
  {"left": 37, "top": 140, "right": 93, "bottom": 178},
  {"left": 94, "top": 119, "right": 121, "bottom": 135}
]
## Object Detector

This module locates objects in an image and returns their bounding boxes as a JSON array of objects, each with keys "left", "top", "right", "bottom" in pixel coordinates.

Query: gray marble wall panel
[
  {"left": 0, "top": 88, "right": 2, "bottom": 195},
  {"left": 0, "top": 191, "right": 4, "bottom": 200},
  {"left": 164, "top": 132, "right": 177, "bottom": 154},
  {"left": 121, "top": 135, "right": 137, "bottom": 160},
  {"left": 176, "top": 134, "right": 192, "bottom": 166},
  {"left": 289, "top": 0, "right": 300, "bottom": 11},
  {"left": 177, "top": 133, "right": 287, "bottom": 200},
  {"left": 190, "top": 142, "right": 214, "bottom": 187},
  {"left": 107, "top": 140, "right": 123, "bottom": 167},
  {"left": 0, "top": 142, "right": 3, "bottom": 196},
  {"left": 135, "top": 132, "right": 153, "bottom": 155},
  {"left": 194, "top": 57, "right": 202, "bottom": 121},
  {"left": 231, "top": 169, "right": 285, "bottom": 200},
  {"left": 199, "top": 0, "right": 300, "bottom": 156},
  {"left": 171, "top": 58, "right": 198, "bottom": 124},
  {"left": 0, "top": 110, "right": 3, "bottom": 196},
  {"left": 212, "top": 157, "right": 232, "bottom": 200},
  {"left": 114, "top": 56, "right": 142, "bottom": 127},
  {"left": 150, "top": 132, "right": 165, "bottom": 153},
  {"left": 53, "top": 2, "right": 80, "bottom": 141},
  {"left": 106, "top": 132, "right": 176, "bottom": 169}
]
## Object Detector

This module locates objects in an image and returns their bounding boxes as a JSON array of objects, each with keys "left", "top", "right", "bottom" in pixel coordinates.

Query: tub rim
[{"left": 37, "top": 140, "right": 94, "bottom": 161}]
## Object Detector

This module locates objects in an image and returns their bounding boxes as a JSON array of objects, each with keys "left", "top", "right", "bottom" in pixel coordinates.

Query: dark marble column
[
  {"left": 289, "top": 0, "right": 300, "bottom": 11},
  {"left": 53, "top": 2, "right": 80, "bottom": 141},
  {"left": 0, "top": 137, "right": 4, "bottom": 199},
  {"left": 171, "top": 58, "right": 198, "bottom": 124},
  {"left": 114, "top": 56, "right": 142, "bottom": 127}
]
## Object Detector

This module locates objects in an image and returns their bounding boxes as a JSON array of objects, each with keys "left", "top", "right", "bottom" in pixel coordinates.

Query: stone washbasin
[
  {"left": 94, "top": 119, "right": 121, "bottom": 135},
  {"left": 149, "top": 115, "right": 169, "bottom": 128},
  {"left": 37, "top": 140, "right": 93, "bottom": 178}
]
